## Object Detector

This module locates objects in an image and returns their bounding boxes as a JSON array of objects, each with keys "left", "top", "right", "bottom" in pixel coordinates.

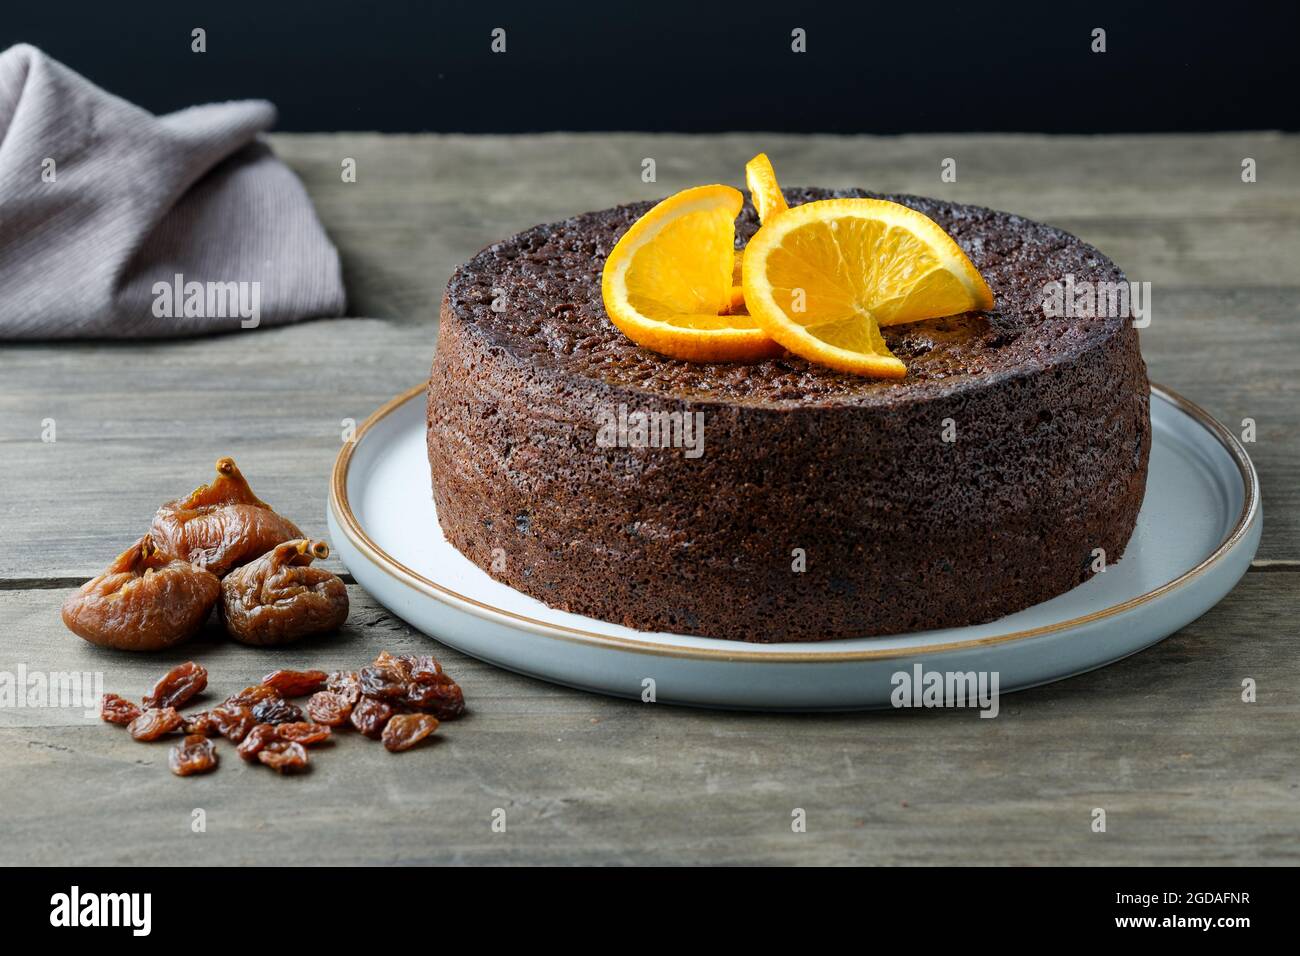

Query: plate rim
[{"left": 329, "top": 381, "right": 1260, "bottom": 663}]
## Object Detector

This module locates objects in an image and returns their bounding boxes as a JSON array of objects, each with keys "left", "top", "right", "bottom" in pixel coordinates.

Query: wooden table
[{"left": 2, "top": 133, "right": 1296, "bottom": 865}]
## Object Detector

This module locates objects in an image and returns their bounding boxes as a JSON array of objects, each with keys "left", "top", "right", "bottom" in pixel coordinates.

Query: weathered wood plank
[
  {"left": 0, "top": 132, "right": 1296, "bottom": 866},
  {"left": 2, "top": 133, "right": 1295, "bottom": 575},
  {"left": 0, "top": 286, "right": 1292, "bottom": 575},
  {"left": 0, "top": 574, "right": 1295, "bottom": 866},
  {"left": 274, "top": 131, "right": 1300, "bottom": 327}
]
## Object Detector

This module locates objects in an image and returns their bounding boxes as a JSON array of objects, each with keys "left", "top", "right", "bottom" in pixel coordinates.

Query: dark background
[{"left": 4, "top": 0, "right": 1296, "bottom": 133}]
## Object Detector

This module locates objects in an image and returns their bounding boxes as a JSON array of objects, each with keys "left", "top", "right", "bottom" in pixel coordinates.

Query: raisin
[
  {"left": 251, "top": 696, "right": 304, "bottom": 725},
  {"left": 260, "top": 669, "right": 327, "bottom": 697},
  {"left": 257, "top": 740, "right": 309, "bottom": 773},
  {"left": 358, "top": 650, "right": 466, "bottom": 719},
  {"left": 182, "top": 711, "right": 219, "bottom": 736},
  {"left": 406, "top": 676, "right": 466, "bottom": 720},
  {"left": 211, "top": 705, "right": 255, "bottom": 743},
  {"left": 108, "top": 649, "right": 466, "bottom": 779},
  {"left": 224, "top": 684, "right": 278, "bottom": 708},
  {"left": 60, "top": 536, "right": 220, "bottom": 651},
  {"left": 276, "top": 722, "right": 331, "bottom": 746},
  {"left": 143, "top": 661, "right": 208, "bottom": 709},
  {"left": 400, "top": 654, "right": 443, "bottom": 682},
  {"left": 220, "top": 540, "right": 348, "bottom": 646},
  {"left": 100, "top": 693, "right": 142, "bottom": 725},
  {"left": 326, "top": 671, "right": 361, "bottom": 706},
  {"left": 128, "top": 707, "right": 183, "bottom": 741},
  {"left": 236, "top": 723, "right": 281, "bottom": 761},
  {"left": 151, "top": 457, "right": 303, "bottom": 577},
  {"left": 373, "top": 651, "right": 413, "bottom": 677},
  {"left": 349, "top": 697, "right": 395, "bottom": 739},
  {"left": 305, "top": 691, "right": 353, "bottom": 726},
  {"left": 359, "top": 663, "right": 409, "bottom": 702},
  {"left": 169, "top": 735, "right": 218, "bottom": 776},
  {"left": 382, "top": 713, "right": 440, "bottom": 753}
]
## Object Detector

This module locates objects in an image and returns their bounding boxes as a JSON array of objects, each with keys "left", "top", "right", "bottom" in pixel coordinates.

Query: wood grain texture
[
  {"left": 1, "top": 577, "right": 1297, "bottom": 866},
  {"left": 276, "top": 131, "right": 1300, "bottom": 325},
  {"left": 0, "top": 132, "right": 1296, "bottom": 865},
  {"left": 1, "top": 133, "right": 1294, "bottom": 571}
]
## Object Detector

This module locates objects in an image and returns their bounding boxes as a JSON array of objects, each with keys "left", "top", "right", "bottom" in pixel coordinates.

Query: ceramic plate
[{"left": 327, "top": 383, "right": 1261, "bottom": 711}]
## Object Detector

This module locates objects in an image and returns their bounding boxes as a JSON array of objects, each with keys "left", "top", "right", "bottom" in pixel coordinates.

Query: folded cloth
[{"left": 0, "top": 44, "right": 345, "bottom": 338}]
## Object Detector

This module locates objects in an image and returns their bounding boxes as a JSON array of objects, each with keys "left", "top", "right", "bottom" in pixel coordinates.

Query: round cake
[{"left": 427, "top": 187, "right": 1151, "bottom": 642}]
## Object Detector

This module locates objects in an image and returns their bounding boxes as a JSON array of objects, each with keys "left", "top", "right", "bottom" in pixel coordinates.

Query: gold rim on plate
[{"left": 329, "top": 382, "right": 1259, "bottom": 663}]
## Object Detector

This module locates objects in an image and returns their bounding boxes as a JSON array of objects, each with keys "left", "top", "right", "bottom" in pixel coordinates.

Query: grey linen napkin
[{"left": 0, "top": 44, "right": 345, "bottom": 338}]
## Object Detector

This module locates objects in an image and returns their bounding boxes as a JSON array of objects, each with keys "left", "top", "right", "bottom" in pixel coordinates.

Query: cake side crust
[{"left": 428, "top": 189, "right": 1151, "bottom": 642}]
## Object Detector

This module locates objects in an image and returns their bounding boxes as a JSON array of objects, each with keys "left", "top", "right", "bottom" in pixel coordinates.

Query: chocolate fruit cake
[{"left": 427, "top": 187, "right": 1151, "bottom": 642}]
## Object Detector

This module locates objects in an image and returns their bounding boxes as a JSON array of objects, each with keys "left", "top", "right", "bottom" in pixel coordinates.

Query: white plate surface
[{"left": 328, "top": 383, "right": 1260, "bottom": 711}]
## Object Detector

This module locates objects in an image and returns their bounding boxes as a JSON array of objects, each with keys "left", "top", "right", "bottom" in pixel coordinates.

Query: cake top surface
[{"left": 443, "top": 187, "right": 1127, "bottom": 407}]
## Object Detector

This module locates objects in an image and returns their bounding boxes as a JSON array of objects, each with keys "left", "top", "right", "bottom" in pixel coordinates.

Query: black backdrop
[{"left": 4, "top": 0, "right": 1295, "bottom": 133}]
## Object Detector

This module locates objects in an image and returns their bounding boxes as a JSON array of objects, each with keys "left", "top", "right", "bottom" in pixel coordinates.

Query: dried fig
[
  {"left": 220, "top": 540, "right": 348, "bottom": 645},
  {"left": 150, "top": 457, "right": 302, "bottom": 577},
  {"left": 61, "top": 536, "right": 220, "bottom": 651}
]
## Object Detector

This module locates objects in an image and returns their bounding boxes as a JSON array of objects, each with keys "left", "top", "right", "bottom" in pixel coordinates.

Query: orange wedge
[
  {"left": 601, "top": 185, "right": 781, "bottom": 362},
  {"left": 743, "top": 197, "right": 995, "bottom": 378},
  {"left": 745, "top": 153, "right": 790, "bottom": 224}
]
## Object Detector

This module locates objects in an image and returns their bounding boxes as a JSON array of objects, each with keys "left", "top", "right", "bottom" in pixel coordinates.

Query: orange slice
[
  {"left": 722, "top": 284, "right": 747, "bottom": 315},
  {"left": 725, "top": 251, "right": 747, "bottom": 312},
  {"left": 745, "top": 153, "right": 790, "bottom": 224},
  {"left": 743, "top": 197, "right": 995, "bottom": 378},
  {"left": 601, "top": 185, "right": 780, "bottom": 362}
]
